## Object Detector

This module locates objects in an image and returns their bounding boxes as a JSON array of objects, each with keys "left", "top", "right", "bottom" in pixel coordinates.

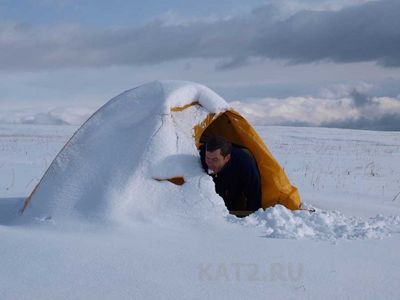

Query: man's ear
[{"left": 224, "top": 154, "right": 231, "bottom": 162}]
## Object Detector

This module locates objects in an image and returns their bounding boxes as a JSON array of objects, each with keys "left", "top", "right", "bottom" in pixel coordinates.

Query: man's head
[{"left": 205, "top": 136, "right": 232, "bottom": 174}]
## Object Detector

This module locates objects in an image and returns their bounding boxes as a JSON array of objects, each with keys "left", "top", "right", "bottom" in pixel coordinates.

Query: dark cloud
[
  {"left": 253, "top": 0, "right": 400, "bottom": 67},
  {"left": 215, "top": 57, "right": 249, "bottom": 70},
  {"left": 0, "top": 0, "right": 399, "bottom": 71},
  {"left": 266, "top": 114, "right": 400, "bottom": 131},
  {"left": 321, "top": 113, "right": 400, "bottom": 131},
  {"left": 350, "top": 90, "right": 373, "bottom": 107},
  {"left": 264, "top": 113, "right": 400, "bottom": 131}
]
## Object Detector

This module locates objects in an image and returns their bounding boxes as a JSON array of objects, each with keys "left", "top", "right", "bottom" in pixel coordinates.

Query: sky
[{"left": 0, "top": 0, "right": 400, "bottom": 130}]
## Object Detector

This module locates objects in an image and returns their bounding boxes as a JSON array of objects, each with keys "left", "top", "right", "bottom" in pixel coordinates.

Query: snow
[
  {"left": 1, "top": 81, "right": 400, "bottom": 298},
  {"left": 19, "top": 81, "right": 229, "bottom": 224},
  {"left": 229, "top": 205, "right": 400, "bottom": 240}
]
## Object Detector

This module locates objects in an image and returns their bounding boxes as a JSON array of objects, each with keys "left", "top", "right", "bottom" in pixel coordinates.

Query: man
[{"left": 200, "top": 136, "right": 261, "bottom": 211}]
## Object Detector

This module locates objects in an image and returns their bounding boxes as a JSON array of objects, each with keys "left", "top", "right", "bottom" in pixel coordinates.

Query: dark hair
[{"left": 206, "top": 136, "right": 232, "bottom": 157}]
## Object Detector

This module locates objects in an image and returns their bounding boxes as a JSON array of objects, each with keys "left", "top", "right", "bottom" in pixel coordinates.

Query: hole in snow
[{"left": 154, "top": 177, "right": 185, "bottom": 186}]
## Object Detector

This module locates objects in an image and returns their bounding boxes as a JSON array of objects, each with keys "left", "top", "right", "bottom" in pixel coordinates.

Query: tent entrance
[
  {"left": 195, "top": 109, "right": 301, "bottom": 211},
  {"left": 197, "top": 112, "right": 258, "bottom": 217}
]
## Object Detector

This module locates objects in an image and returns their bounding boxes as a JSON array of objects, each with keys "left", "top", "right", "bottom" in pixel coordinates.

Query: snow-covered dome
[{"left": 21, "top": 81, "right": 231, "bottom": 224}]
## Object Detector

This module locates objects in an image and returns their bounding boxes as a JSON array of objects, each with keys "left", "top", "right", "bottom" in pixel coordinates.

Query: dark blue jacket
[{"left": 200, "top": 146, "right": 261, "bottom": 211}]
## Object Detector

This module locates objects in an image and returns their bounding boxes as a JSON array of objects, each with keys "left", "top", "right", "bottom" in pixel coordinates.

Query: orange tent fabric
[{"left": 183, "top": 104, "right": 301, "bottom": 210}]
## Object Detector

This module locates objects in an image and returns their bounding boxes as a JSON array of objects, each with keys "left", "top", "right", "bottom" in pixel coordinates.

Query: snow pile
[
  {"left": 229, "top": 205, "right": 400, "bottom": 240},
  {"left": 21, "top": 81, "right": 230, "bottom": 225}
]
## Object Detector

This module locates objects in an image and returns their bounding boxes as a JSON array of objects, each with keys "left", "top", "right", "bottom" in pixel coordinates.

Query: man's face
[{"left": 205, "top": 149, "right": 231, "bottom": 174}]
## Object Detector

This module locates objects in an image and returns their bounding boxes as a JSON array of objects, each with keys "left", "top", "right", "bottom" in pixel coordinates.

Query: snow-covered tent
[{"left": 21, "top": 81, "right": 300, "bottom": 222}]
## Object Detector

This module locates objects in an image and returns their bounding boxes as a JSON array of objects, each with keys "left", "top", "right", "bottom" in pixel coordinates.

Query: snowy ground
[{"left": 1, "top": 124, "right": 400, "bottom": 299}]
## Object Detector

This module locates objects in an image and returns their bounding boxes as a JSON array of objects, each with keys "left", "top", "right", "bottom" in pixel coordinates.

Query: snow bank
[
  {"left": 229, "top": 205, "right": 400, "bottom": 240},
  {"left": 21, "top": 81, "right": 229, "bottom": 225}
]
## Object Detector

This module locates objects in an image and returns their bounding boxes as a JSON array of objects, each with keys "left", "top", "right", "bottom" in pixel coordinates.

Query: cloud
[
  {"left": 0, "top": 106, "right": 94, "bottom": 125},
  {"left": 231, "top": 92, "right": 400, "bottom": 131},
  {"left": 0, "top": 0, "right": 399, "bottom": 71},
  {"left": 321, "top": 113, "right": 400, "bottom": 131},
  {"left": 350, "top": 90, "right": 373, "bottom": 107},
  {"left": 1, "top": 91, "right": 399, "bottom": 131},
  {"left": 215, "top": 57, "right": 250, "bottom": 71}
]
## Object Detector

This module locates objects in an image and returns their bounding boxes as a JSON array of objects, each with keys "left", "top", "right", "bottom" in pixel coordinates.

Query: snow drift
[
  {"left": 228, "top": 205, "right": 400, "bottom": 240},
  {"left": 20, "top": 81, "right": 231, "bottom": 224}
]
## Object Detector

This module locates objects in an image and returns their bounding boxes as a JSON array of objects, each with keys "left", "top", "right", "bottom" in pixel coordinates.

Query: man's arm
[{"left": 239, "top": 151, "right": 262, "bottom": 211}]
